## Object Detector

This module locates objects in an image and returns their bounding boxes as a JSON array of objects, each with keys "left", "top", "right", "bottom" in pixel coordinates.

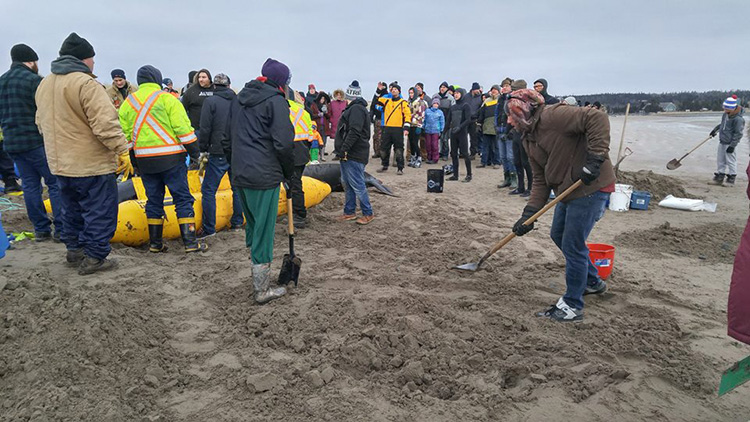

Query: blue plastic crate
[{"left": 630, "top": 191, "right": 651, "bottom": 210}]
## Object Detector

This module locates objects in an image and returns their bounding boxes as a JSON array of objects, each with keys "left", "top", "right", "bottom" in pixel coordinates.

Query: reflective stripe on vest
[
  {"left": 126, "top": 91, "right": 186, "bottom": 157},
  {"left": 290, "top": 107, "right": 309, "bottom": 141}
]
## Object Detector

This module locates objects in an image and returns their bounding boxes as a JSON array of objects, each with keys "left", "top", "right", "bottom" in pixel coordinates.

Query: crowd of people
[{"left": 0, "top": 32, "right": 748, "bottom": 329}]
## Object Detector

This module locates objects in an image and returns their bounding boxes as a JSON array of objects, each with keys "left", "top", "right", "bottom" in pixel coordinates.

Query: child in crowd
[
  {"left": 310, "top": 122, "right": 323, "bottom": 164},
  {"left": 423, "top": 98, "right": 445, "bottom": 164}
]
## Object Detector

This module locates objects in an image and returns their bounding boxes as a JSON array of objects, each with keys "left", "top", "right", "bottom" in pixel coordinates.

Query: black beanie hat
[
  {"left": 136, "top": 65, "right": 163, "bottom": 86},
  {"left": 111, "top": 68, "right": 126, "bottom": 80},
  {"left": 471, "top": 82, "right": 481, "bottom": 91},
  {"left": 59, "top": 33, "right": 95, "bottom": 60},
  {"left": 389, "top": 81, "right": 401, "bottom": 93},
  {"left": 10, "top": 44, "right": 38, "bottom": 62}
]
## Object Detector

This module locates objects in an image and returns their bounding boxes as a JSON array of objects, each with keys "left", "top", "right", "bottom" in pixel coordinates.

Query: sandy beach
[{"left": 1, "top": 113, "right": 749, "bottom": 421}]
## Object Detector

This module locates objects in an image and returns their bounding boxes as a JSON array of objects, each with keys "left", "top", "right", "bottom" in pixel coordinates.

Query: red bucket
[{"left": 588, "top": 243, "right": 615, "bottom": 280}]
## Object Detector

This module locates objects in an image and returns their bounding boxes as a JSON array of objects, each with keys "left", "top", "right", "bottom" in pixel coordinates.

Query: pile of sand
[
  {"left": 616, "top": 170, "right": 699, "bottom": 201},
  {"left": 615, "top": 221, "right": 742, "bottom": 264}
]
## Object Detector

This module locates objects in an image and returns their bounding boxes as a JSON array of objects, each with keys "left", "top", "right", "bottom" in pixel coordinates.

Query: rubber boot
[
  {"left": 711, "top": 172, "right": 725, "bottom": 185},
  {"left": 148, "top": 218, "right": 168, "bottom": 253},
  {"left": 179, "top": 218, "right": 208, "bottom": 253},
  {"left": 253, "top": 263, "right": 287, "bottom": 304},
  {"left": 509, "top": 172, "right": 518, "bottom": 190},
  {"left": 498, "top": 171, "right": 511, "bottom": 188},
  {"left": 725, "top": 174, "right": 736, "bottom": 186}
]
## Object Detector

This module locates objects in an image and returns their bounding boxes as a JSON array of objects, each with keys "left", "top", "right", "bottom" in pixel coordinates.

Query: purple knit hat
[{"left": 261, "top": 58, "right": 290, "bottom": 87}]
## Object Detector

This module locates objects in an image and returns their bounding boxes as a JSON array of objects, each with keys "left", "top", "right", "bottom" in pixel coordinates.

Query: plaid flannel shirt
[{"left": 0, "top": 63, "right": 44, "bottom": 153}]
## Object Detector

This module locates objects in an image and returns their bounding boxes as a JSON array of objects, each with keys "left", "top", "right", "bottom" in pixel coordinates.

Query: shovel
[
  {"left": 718, "top": 354, "right": 750, "bottom": 396},
  {"left": 667, "top": 134, "right": 715, "bottom": 170},
  {"left": 455, "top": 180, "right": 584, "bottom": 272},
  {"left": 614, "top": 147, "right": 633, "bottom": 171},
  {"left": 278, "top": 189, "right": 301, "bottom": 286}
]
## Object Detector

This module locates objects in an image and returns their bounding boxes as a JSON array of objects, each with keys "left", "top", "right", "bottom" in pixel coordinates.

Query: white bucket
[{"left": 609, "top": 184, "right": 633, "bottom": 212}]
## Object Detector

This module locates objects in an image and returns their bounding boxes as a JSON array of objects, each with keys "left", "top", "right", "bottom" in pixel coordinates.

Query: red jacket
[{"left": 728, "top": 162, "right": 750, "bottom": 345}]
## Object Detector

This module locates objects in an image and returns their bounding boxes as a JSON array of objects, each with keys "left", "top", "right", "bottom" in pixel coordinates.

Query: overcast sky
[{"left": 1, "top": 0, "right": 747, "bottom": 98}]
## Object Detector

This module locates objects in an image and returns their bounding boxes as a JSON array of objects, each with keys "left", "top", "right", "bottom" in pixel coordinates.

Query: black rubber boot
[
  {"left": 498, "top": 171, "right": 511, "bottom": 188},
  {"left": 179, "top": 220, "right": 208, "bottom": 253},
  {"left": 711, "top": 172, "right": 725, "bottom": 185},
  {"left": 725, "top": 174, "right": 736, "bottom": 186},
  {"left": 148, "top": 218, "right": 168, "bottom": 253}
]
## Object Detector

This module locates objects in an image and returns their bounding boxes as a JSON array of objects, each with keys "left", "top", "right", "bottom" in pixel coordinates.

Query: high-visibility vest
[
  {"left": 118, "top": 83, "right": 197, "bottom": 158},
  {"left": 288, "top": 100, "right": 312, "bottom": 142}
]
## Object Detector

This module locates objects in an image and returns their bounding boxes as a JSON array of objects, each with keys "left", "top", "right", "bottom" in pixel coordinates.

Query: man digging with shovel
[{"left": 507, "top": 88, "right": 615, "bottom": 322}]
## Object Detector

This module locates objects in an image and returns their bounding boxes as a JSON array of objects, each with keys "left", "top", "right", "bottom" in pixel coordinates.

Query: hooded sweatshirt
[
  {"left": 448, "top": 88, "right": 472, "bottom": 135},
  {"left": 719, "top": 107, "right": 745, "bottom": 147},
  {"left": 533, "top": 78, "right": 559, "bottom": 105},
  {"left": 200, "top": 85, "right": 237, "bottom": 156},
  {"left": 181, "top": 69, "right": 214, "bottom": 133},
  {"left": 229, "top": 78, "right": 294, "bottom": 190},
  {"left": 334, "top": 97, "right": 371, "bottom": 164}
]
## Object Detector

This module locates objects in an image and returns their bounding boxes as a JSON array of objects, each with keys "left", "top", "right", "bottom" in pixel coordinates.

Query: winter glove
[
  {"left": 512, "top": 205, "right": 540, "bottom": 237},
  {"left": 579, "top": 154, "right": 606, "bottom": 185},
  {"left": 726, "top": 146, "right": 735, "bottom": 154},
  {"left": 416, "top": 127, "right": 422, "bottom": 135},
  {"left": 116, "top": 152, "right": 134, "bottom": 178},
  {"left": 198, "top": 153, "right": 209, "bottom": 175},
  {"left": 709, "top": 124, "right": 720, "bottom": 137},
  {"left": 335, "top": 151, "right": 348, "bottom": 161},
  {"left": 283, "top": 181, "right": 292, "bottom": 196}
]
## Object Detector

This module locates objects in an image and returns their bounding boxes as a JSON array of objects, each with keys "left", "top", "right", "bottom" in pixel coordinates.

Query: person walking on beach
[
  {"left": 710, "top": 95, "right": 744, "bottom": 187},
  {"left": 229, "top": 58, "right": 294, "bottom": 304},
  {"left": 509, "top": 89, "right": 615, "bottom": 322},
  {"left": 35, "top": 33, "right": 133, "bottom": 274}
]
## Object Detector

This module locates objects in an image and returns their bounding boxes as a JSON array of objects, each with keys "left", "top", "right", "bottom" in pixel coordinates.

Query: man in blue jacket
[
  {"left": 228, "top": 58, "right": 294, "bottom": 305},
  {"left": 0, "top": 44, "right": 63, "bottom": 240}
]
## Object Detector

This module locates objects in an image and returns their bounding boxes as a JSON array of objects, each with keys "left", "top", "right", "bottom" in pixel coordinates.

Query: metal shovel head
[
  {"left": 454, "top": 262, "right": 480, "bottom": 272},
  {"left": 666, "top": 159, "right": 682, "bottom": 170},
  {"left": 278, "top": 253, "right": 301, "bottom": 286}
]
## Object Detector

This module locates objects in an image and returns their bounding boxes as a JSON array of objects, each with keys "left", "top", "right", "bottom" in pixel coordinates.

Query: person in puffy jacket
[
  {"left": 710, "top": 96, "right": 745, "bottom": 186},
  {"left": 423, "top": 98, "right": 444, "bottom": 164},
  {"left": 227, "top": 58, "right": 294, "bottom": 305}
]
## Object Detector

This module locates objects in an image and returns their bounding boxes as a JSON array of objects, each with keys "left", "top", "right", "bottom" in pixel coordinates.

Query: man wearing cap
[
  {"left": 105, "top": 68, "right": 137, "bottom": 109},
  {"left": 0, "top": 43, "right": 63, "bottom": 240},
  {"left": 163, "top": 78, "right": 179, "bottom": 98},
  {"left": 710, "top": 95, "right": 745, "bottom": 186},
  {"left": 228, "top": 58, "right": 294, "bottom": 305},
  {"left": 119, "top": 65, "right": 205, "bottom": 254},
  {"left": 198, "top": 73, "right": 243, "bottom": 238},
  {"left": 433, "top": 81, "right": 455, "bottom": 161},
  {"left": 334, "top": 81, "right": 374, "bottom": 225},
  {"left": 35, "top": 33, "right": 134, "bottom": 275},
  {"left": 375, "top": 82, "right": 411, "bottom": 175}
]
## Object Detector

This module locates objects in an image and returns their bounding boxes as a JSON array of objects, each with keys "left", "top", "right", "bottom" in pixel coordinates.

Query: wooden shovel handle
[
  {"left": 286, "top": 195, "right": 294, "bottom": 236},
  {"left": 679, "top": 135, "right": 715, "bottom": 160},
  {"left": 481, "top": 180, "right": 585, "bottom": 261}
]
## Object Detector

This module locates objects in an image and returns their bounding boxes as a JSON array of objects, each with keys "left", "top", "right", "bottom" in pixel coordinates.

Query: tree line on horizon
[{"left": 570, "top": 90, "right": 750, "bottom": 114}]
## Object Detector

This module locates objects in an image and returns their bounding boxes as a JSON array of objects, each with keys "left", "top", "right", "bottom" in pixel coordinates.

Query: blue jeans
[
  {"left": 201, "top": 155, "right": 243, "bottom": 234},
  {"left": 9, "top": 146, "right": 63, "bottom": 234},
  {"left": 340, "top": 160, "right": 372, "bottom": 216},
  {"left": 142, "top": 163, "right": 194, "bottom": 220},
  {"left": 58, "top": 174, "right": 118, "bottom": 259},
  {"left": 480, "top": 134, "right": 499, "bottom": 166},
  {"left": 497, "top": 135, "right": 515, "bottom": 172},
  {"left": 550, "top": 190, "right": 609, "bottom": 309}
]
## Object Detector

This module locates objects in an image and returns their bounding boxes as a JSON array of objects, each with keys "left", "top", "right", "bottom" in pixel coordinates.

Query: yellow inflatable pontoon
[{"left": 45, "top": 170, "right": 331, "bottom": 246}]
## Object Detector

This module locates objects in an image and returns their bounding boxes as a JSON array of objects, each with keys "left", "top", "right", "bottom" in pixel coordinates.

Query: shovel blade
[
  {"left": 666, "top": 159, "right": 681, "bottom": 170},
  {"left": 278, "top": 253, "right": 302, "bottom": 287},
  {"left": 454, "top": 262, "right": 480, "bottom": 272}
]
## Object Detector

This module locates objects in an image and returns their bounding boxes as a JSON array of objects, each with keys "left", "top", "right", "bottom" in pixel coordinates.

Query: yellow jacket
[
  {"left": 119, "top": 83, "right": 196, "bottom": 158},
  {"left": 376, "top": 95, "right": 412, "bottom": 129}
]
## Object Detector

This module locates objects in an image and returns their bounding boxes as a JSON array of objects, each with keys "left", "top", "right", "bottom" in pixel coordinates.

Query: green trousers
[{"left": 237, "top": 186, "right": 279, "bottom": 265}]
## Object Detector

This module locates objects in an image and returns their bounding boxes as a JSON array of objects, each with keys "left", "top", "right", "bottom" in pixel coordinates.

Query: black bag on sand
[{"left": 428, "top": 169, "right": 444, "bottom": 193}]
